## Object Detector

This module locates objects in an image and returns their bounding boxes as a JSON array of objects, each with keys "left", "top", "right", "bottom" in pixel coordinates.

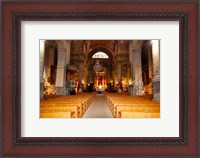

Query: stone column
[
  {"left": 40, "top": 40, "right": 45, "bottom": 99},
  {"left": 113, "top": 67, "right": 117, "bottom": 89},
  {"left": 132, "top": 48, "right": 144, "bottom": 96},
  {"left": 83, "top": 62, "right": 88, "bottom": 90},
  {"left": 56, "top": 48, "right": 65, "bottom": 95},
  {"left": 65, "top": 41, "right": 71, "bottom": 95},
  {"left": 148, "top": 46, "right": 153, "bottom": 95},
  {"left": 128, "top": 41, "right": 134, "bottom": 96},
  {"left": 44, "top": 47, "right": 55, "bottom": 79},
  {"left": 55, "top": 41, "right": 71, "bottom": 96},
  {"left": 129, "top": 40, "right": 145, "bottom": 96},
  {"left": 152, "top": 40, "right": 160, "bottom": 102},
  {"left": 117, "top": 62, "right": 121, "bottom": 81}
]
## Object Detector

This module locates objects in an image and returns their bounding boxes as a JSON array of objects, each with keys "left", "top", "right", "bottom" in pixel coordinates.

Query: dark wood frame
[{"left": 1, "top": 0, "right": 199, "bottom": 157}]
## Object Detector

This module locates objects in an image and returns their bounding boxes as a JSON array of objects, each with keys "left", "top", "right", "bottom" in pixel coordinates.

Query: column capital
[
  {"left": 132, "top": 48, "right": 142, "bottom": 53},
  {"left": 56, "top": 40, "right": 71, "bottom": 52},
  {"left": 130, "top": 40, "right": 144, "bottom": 49},
  {"left": 57, "top": 47, "right": 66, "bottom": 53},
  {"left": 66, "top": 40, "right": 72, "bottom": 44}
]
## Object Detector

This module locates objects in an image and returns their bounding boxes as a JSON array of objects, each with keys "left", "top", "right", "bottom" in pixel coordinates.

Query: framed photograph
[{"left": 1, "top": 0, "right": 199, "bottom": 157}]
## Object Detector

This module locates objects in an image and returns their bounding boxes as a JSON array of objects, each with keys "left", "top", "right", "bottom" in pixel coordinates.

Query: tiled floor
[{"left": 82, "top": 94, "right": 114, "bottom": 118}]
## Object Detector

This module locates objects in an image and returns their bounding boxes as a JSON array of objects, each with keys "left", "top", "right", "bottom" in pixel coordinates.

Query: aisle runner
[{"left": 82, "top": 94, "right": 113, "bottom": 118}]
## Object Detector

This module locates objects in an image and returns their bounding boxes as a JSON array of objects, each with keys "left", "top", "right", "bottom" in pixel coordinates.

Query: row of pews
[
  {"left": 104, "top": 93, "right": 160, "bottom": 118},
  {"left": 40, "top": 93, "right": 96, "bottom": 118}
]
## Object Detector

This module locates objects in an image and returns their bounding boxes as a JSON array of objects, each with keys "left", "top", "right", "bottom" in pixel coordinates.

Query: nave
[
  {"left": 40, "top": 92, "right": 160, "bottom": 118},
  {"left": 82, "top": 94, "right": 113, "bottom": 118},
  {"left": 40, "top": 40, "right": 160, "bottom": 103}
]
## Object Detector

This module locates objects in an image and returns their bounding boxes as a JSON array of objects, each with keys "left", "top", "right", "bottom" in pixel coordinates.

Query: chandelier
[{"left": 93, "top": 60, "right": 102, "bottom": 72}]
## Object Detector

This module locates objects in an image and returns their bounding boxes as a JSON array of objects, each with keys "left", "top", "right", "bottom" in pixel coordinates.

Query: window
[{"left": 92, "top": 52, "right": 109, "bottom": 59}]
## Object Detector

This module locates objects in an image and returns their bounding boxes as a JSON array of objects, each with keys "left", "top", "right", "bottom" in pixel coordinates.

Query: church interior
[{"left": 40, "top": 40, "right": 160, "bottom": 118}]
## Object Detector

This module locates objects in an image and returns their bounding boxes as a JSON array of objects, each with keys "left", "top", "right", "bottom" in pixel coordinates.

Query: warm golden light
[{"left": 92, "top": 52, "right": 109, "bottom": 58}]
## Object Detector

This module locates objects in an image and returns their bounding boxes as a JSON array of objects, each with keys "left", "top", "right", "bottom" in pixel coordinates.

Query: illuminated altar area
[
  {"left": 94, "top": 71, "right": 107, "bottom": 92},
  {"left": 93, "top": 58, "right": 108, "bottom": 92}
]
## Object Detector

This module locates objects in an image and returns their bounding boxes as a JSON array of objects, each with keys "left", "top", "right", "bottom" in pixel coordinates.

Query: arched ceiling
[
  {"left": 88, "top": 46, "right": 113, "bottom": 59},
  {"left": 85, "top": 40, "right": 116, "bottom": 59}
]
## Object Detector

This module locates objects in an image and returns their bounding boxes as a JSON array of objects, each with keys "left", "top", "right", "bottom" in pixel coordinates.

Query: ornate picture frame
[{"left": 1, "top": 0, "right": 199, "bottom": 157}]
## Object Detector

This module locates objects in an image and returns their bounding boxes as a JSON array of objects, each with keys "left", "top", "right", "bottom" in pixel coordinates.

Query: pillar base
[
  {"left": 128, "top": 85, "right": 137, "bottom": 96},
  {"left": 56, "top": 87, "right": 69, "bottom": 96},
  {"left": 153, "top": 93, "right": 160, "bottom": 102},
  {"left": 56, "top": 87, "right": 64, "bottom": 95},
  {"left": 64, "top": 88, "right": 69, "bottom": 96},
  {"left": 153, "top": 76, "right": 160, "bottom": 102},
  {"left": 40, "top": 81, "right": 44, "bottom": 100},
  {"left": 146, "top": 83, "right": 153, "bottom": 95}
]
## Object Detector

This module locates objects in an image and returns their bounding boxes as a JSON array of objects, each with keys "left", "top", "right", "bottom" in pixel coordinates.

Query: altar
[
  {"left": 96, "top": 85, "right": 105, "bottom": 92},
  {"left": 94, "top": 72, "right": 107, "bottom": 92}
]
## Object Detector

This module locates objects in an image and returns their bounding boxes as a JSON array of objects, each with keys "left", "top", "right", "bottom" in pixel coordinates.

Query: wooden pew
[
  {"left": 116, "top": 105, "right": 148, "bottom": 118},
  {"left": 40, "top": 105, "right": 78, "bottom": 118},
  {"left": 40, "top": 103, "right": 82, "bottom": 118},
  {"left": 120, "top": 111, "right": 160, "bottom": 118},
  {"left": 104, "top": 93, "right": 160, "bottom": 118},
  {"left": 40, "top": 93, "right": 96, "bottom": 118},
  {"left": 41, "top": 101, "right": 84, "bottom": 113},
  {"left": 115, "top": 104, "right": 160, "bottom": 118},
  {"left": 40, "top": 111, "right": 71, "bottom": 118},
  {"left": 42, "top": 94, "right": 95, "bottom": 111}
]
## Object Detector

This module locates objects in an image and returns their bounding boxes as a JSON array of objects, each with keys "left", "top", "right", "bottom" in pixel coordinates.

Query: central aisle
[{"left": 82, "top": 94, "right": 113, "bottom": 118}]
